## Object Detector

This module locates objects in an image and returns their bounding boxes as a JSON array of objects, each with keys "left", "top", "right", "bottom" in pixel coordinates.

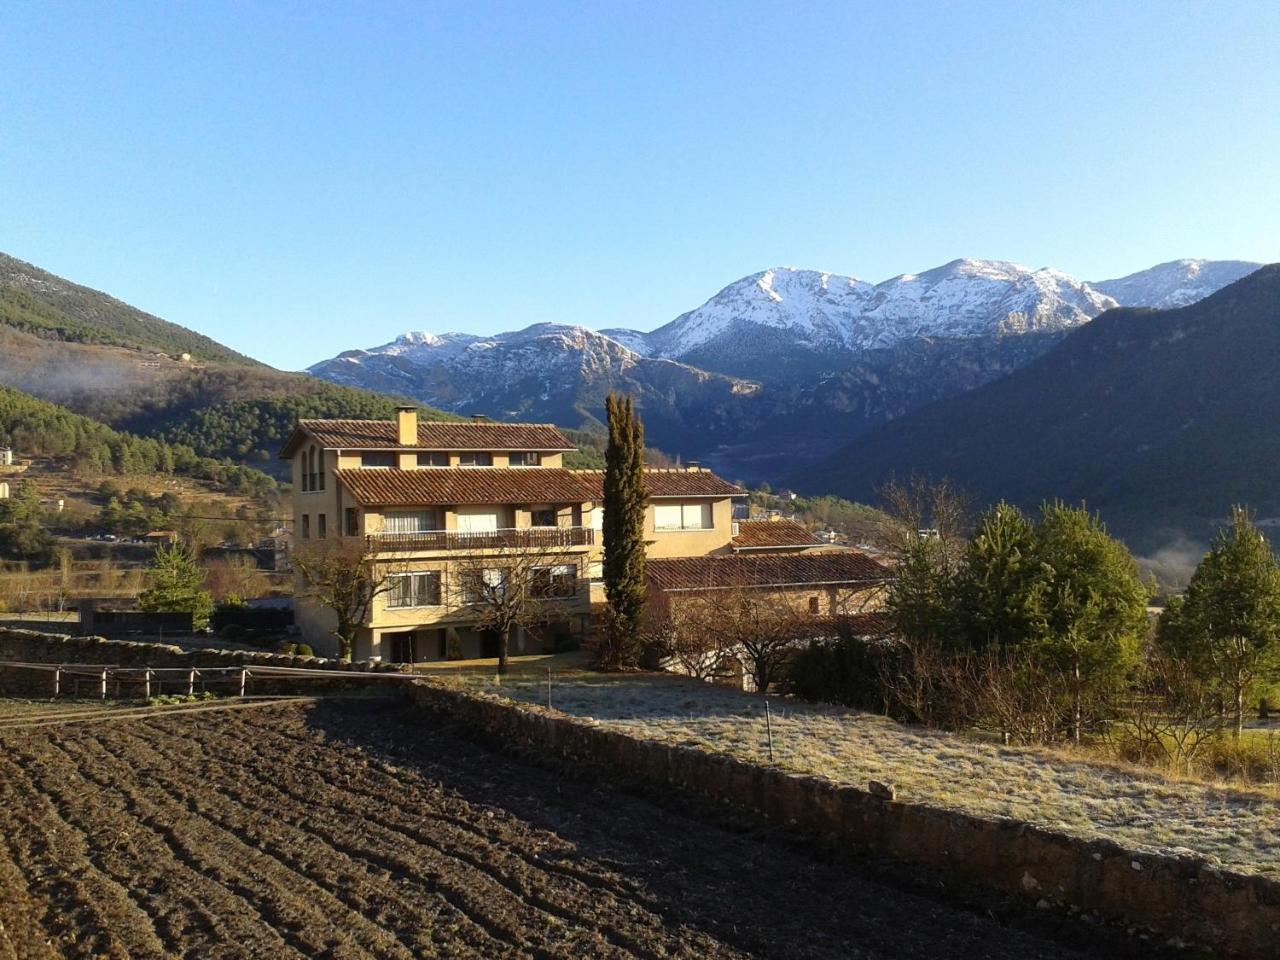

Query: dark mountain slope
[{"left": 788, "top": 265, "right": 1280, "bottom": 547}]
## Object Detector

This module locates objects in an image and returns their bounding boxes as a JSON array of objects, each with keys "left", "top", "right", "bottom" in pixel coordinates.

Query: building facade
[{"left": 280, "top": 408, "right": 744, "bottom": 661}]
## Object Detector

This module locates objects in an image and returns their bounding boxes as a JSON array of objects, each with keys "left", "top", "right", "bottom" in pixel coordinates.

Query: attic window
[
  {"left": 361, "top": 452, "right": 396, "bottom": 468},
  {"left": 458, "top": 452, "right": 493, "bottom": 467},
  {"left": 508, "top": 451, "right": 541, "bottom": 467},
  {"left": 417, "top": 452, "right": 449, "bottom": 467}
]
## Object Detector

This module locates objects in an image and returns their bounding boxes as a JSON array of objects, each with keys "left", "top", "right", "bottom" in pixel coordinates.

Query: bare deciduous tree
[
  {"left": 291, "top": 538, "right": 406, "bottom": 660},
  {"left": 875, "top": 475, "right": 973, "bottom": 567},
  {"left": 641, "top": 591, "right": 735, "bottom": 682},
  {"left": 454, "top": 543, "right": 582, "bottom": 675}
]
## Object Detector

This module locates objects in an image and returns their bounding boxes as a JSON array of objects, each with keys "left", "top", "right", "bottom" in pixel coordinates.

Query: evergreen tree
[
  {"left": 138, "top": 543, "right": 214, "bottom": 630},
  {"left": 1025, "top": 502, "right": 1150, "bottom": 741},
  {"left": 599, "top": 394, "right": 648, "bottom": 669},
  {"left": 951, "top": 501, "right": 1042, "bottom": 652},
  {"left": 1158, "top": 507, "right": 1280, "bottom": 739}
]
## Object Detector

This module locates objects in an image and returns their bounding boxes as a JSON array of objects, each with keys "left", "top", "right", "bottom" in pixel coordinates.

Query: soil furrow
[
  {"left": 6, "top": 731, "right": 297, "bottom": 960},
  {"left": 90, "top": 723, "right": 494, "bottom": 960},
  {"left": 0, "top": 744, "right": 170, "bottom": 958},
  {"left": 50, "top": 728, "right": 399, "bottom": 960},
  {"left": 183, "top": 709, "right": 711, "bottom": 960},
  {"left": 232, "top": 707, "right": 658, "bottom": 901},
  {"left": 134, "top": 718, "right": 609, "bottom": 960}
]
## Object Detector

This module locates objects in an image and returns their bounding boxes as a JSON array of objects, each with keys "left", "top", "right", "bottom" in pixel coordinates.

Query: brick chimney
[{"left": 395, "top": 406, "right": 417, "bottom": 445}]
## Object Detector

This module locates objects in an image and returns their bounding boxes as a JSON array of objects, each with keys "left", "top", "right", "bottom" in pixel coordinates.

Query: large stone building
[{"left": 281, "top": 408, "right": 745, "bottom": 661}]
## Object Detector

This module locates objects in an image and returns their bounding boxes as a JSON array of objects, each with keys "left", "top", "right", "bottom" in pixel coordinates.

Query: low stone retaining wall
[
  {"left": 0, "top": 628, "right": 407, "bottom": 697},
  {"left": 413, "top": 680, "right": 1280, "bottom": 958}
]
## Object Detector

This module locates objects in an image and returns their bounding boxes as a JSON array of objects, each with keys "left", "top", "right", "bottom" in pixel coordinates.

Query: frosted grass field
[{"left": 438, "top": 669, "right": 1280, "bottom": 877}]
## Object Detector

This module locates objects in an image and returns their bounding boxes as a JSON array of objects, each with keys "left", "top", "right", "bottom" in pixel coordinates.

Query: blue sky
[{"left": 2, "top": 1, "right": 1278, "bottom": 369}]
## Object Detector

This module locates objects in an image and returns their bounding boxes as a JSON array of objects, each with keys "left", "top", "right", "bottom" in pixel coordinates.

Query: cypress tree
[{"left": 600, "top": 394, "right": 648, "bottom": 668}]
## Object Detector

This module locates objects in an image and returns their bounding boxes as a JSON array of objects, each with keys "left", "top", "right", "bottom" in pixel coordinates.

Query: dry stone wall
[{"left": 412, "top": 680, "right": 1280, "bottom": 958}]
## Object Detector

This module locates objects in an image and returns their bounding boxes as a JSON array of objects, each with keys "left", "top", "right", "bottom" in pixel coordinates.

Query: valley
[{"left": 0, "top": 249, "right": 1272, "bottom": 554}]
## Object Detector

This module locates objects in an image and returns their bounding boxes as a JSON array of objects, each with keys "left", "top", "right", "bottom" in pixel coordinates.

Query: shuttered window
[
  {"left": 384, "top": 510, "right": 441, "bottom": 533},
  {"left": 654, "top": 502, "right": 712, "bottom": 531}
]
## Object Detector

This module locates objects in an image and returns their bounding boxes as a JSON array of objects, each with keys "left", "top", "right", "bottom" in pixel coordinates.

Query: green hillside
[
  {"left": 0, "top": 384, "right": 276, "bottom": 498},
  {"left": 0, "top": 253, "right": 259, "bottom": 363}
]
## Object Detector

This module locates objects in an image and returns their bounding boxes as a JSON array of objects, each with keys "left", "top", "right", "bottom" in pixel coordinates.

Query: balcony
[{"left": 367, "top": 526, "right": 595, "bottom": 553}]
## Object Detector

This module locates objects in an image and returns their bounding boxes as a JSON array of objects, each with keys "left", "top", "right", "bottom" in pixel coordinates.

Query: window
[
  {"left": 301, "top": 514, "right": 310, "bottom": 540},
  {"left": 344, "top": 507, "right": 359, "bottom": 537},
  {"left": 808, "top": 596, "right": 820, "bottom": 615},
  {"left": 318, "top": 451, "right": 325, "bottom": 491},
  {"left": 387, "top": 572, "right": 443, "bottom": 608},
  {"left": 653, "top": 502, "right": 713, "bottom": 531},
  {"left": 317, "top": 514, "right": 327, "bottom": 540},
  {"left": 508, "top": 451, "right": 541, "bottom": 467},
  {"left": 417, "top": 452, "right": 449, "bottom": 467},
  {"left": 530, "top": 507, "right": 557, "bottom": 528},
  {"left": 383, "top": 510, "right": 441, "bottom": 534},
  {"left": 361, "top": 452, "right": 396, "bottom": 468},
  {"left": 531, "top": 564, "right": 577, "bottom": 598},
  {"left": 300, "top": 454, "right": 308, "bottom": 492},
  {"left": 457, "top": 452, "right": 493, "bottom": 467},
  {"left": 462, "top": 568, "right": 506, "bottom": 603}
]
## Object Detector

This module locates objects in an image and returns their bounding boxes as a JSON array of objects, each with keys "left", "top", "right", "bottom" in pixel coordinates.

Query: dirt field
[{"left": 0, "top": 698, "right": 1180, "bottom": 960}]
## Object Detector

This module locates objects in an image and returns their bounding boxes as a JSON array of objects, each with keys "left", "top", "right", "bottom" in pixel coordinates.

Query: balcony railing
[{"left": 368, "top": 526, "right": 595, "bottom": 552}]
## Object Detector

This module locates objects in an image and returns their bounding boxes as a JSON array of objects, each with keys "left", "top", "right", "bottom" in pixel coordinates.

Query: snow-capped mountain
[
  {"left": 309, "top": 323, "right": 762, "bottom": 454},
  {"left": 611, "top": 259, "right": 1116, "bottom": 369},
  {"left": 307, "top": 256, "right": 1258, "bottom": 480},
  {"left": 1091, "top": 259, "right": 1262, "bottom": 310}
]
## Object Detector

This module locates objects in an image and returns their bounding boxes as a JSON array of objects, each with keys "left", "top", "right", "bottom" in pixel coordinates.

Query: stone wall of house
[
  {"left": 411, "top": 680, "right": 1280, "bottom": 959},
  {"left": 0, "top": 628, "right": 408, "bottom": 697}
]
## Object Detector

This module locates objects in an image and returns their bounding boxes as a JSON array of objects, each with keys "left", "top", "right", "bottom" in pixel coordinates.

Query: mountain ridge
[
  {"left": 308, "top": 257, "right": 1260, "bottom": 477},
  {"left": 785, "top": 264, "right": 1280, "bottom": 548}
]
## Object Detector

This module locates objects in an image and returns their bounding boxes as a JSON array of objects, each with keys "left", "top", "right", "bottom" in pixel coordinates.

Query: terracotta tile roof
[
  {"left": 282, "top": 419, "right": 575, "bottom": 456},
  {"left": 337, "top": 466, "right": 745, "bottom": 506},
  {"left": 573, "top": 469, "right": 745, "bottom": 499},
  {"left": 731, "top": 518, "right": 823, "bottom": 550},
  {"left": 337, "top": 468, "right": 597, "bottom": 506},
  {"left": 646, "top": 552, "right": 892, "bottom": 592}
]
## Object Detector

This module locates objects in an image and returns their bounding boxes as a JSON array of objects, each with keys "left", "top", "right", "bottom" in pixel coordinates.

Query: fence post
[
  {"left": 143, "top": 668, "right": 152, "bottom": 700},
  {"left": 764, "top": 700, "right": 775, "bottom": 763},
  {"left": 546, "top": 667, "right": 552, "bottom": 710},
  {"left": 188, "top": 668, "right": 196, "bottom": 697},
  {"left": 100, "top": 668, "right": 108, "bottom": 701},
  {"left": 239, "top": 667, "right": 248, "bottom": 698},
  {"left": 53, "top": 667, "right": 61, "bottom": 698}
]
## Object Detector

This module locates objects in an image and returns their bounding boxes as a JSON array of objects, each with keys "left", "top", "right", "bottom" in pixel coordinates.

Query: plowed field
[{"left": 0, "top": 699, "right": 1174, "bottom": 959}]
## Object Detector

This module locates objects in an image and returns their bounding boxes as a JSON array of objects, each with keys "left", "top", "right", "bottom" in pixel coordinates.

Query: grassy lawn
[{"left": 434, "top": 669, "right": 1280, "bottom": 878}]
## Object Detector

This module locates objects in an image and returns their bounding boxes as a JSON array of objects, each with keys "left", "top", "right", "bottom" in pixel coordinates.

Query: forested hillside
[
  {"left": 0, "top": 385, "right": 277, "bottom": 498},
  {"left": 158, "top": 387, "right": 467, "bottom": 469},
  {"left": 0, "top": 251, "right": 468, "bottom": 476}
]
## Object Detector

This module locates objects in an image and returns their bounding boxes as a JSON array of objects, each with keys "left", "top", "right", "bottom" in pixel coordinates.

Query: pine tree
[
  {"left": 138, "top": 542, "right": 214, "bottom": 630},
  {"left": 1158, "top": 507, "right": 1280, "bottom": 739},
  {"left": 1025, "top": 502, "right": 1150, "bottom": 742},
  {"left": 599, "top": 394, "right": 648, "bottom": 669}
]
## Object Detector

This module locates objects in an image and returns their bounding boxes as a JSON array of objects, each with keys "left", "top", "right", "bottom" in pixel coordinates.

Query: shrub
[{"left": 783, "top": 634, "right": 890, "bottom": 713}]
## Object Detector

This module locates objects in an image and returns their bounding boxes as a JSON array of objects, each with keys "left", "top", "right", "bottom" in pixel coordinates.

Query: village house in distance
[{"left": 281, "top": 407, "right": 890, "bottom": 662}]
